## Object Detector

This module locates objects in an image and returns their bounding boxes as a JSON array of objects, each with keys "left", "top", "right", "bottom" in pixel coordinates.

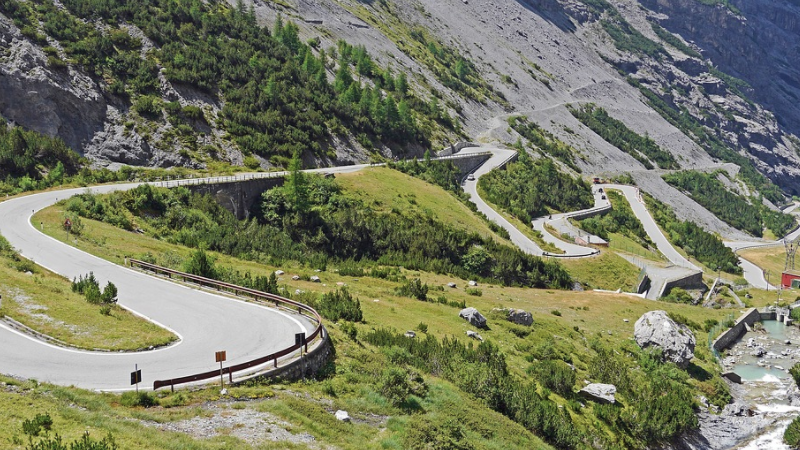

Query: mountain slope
[{"left": 3, "top": 0, "right": 800, "bottom": 223}]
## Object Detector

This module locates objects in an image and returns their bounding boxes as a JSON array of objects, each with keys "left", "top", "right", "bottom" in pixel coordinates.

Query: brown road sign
[{"left": 215, "top": 351, "right": 226, "bottom": 363}]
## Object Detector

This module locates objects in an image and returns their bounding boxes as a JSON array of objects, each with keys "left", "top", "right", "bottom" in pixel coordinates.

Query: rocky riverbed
[{"left": 690, "top": 320, "right": 800, "bottom": 449}]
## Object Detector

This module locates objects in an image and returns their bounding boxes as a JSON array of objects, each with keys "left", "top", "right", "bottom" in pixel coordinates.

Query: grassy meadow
[{"left": 0, "top": 166, "right": 743, "bottom": 449}]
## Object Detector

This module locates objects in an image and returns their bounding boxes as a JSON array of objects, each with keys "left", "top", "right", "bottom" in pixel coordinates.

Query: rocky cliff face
[
  {"left": 638, "top": 0, "right": 800, "bottom": 193},
  {"left": 0, "top": 15, "right": 106, "bottom": 152},
  {"left": 0, "top": 15, "right": 204, "bottom": 168},
  {"left": 644, "top": 0, "right": 800, "bottom": 136}
]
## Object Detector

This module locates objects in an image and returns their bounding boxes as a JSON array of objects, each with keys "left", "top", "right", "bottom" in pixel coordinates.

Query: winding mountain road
[
  {"left": 459, "top": 147, "right": 549, "bottom": 256},
  {"left": 457, "top": 147, "right": 700, "bottom": 267},
  {"left": 0, "top": 182, "right": 319, "bottom": 391},
  {"left": 597, "top": 184, "right": 700, "bottom": 271},
  {"left": 0, "top": 145, "right": 790, "bottom": 390}
]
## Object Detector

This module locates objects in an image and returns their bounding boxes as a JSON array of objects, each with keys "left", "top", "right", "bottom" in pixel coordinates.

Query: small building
[{"left": 781, "top": 270, "right": 800, "bottom": 289}]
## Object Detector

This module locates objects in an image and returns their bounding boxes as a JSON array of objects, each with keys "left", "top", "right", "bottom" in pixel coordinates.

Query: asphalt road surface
[
  {"left": 458, "top": 147, "right": 546, "bottom": 256},
  {"left": 0, "top": 147, "right": 790, "bottom": 390},
  {"left": 532, "top": 190, "right": 610, "bottom": 257},
  {"left": 0, "top": 181, "right": 316, "bottom": 391}
]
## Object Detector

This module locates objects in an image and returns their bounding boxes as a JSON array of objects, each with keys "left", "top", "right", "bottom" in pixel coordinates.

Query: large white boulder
[{"left": 634, "top": 310, "right": 695, "bottom": 369}]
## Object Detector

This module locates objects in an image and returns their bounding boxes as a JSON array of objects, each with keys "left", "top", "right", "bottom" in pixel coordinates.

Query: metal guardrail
[
  {"left": 151, "top": 171, "right": 287, "bottom": 189},
  {"left": 149, "top": 152, "right": 494, "bottom": 189},
  {"left": 127, "top": 259, "right": 325, "bottom": 391}
]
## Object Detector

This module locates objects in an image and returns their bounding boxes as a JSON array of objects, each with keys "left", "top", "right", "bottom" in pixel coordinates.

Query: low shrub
[
  {"left": 380, "top": 368, "right": 412, "bottom": 406},
  {"left": 22, "top": 413, "right": 52, "bottom": 437},
  {"left": 120, "top": 391, "right": 157, "bottom": 408},
  {"left": 316, "top": 288, "right": 363, "bottom": 323},
  {"left": 340, "top": 321, "right": 358, "bottom": 341},
  {"left": 26, "top": 432, "right": 118, "bottom": 450},
  {"left": 337, "top": 260, "right": 365, "bottom": 277},
  {"left": 528, "top": 360, "right": 576, "bottom": 396},
  {"left": 785, "top": 415, "right": 800, "bottom": 447},
  {"left": 396, "top": 278, "right": 428, "bottom": 301},
  {"left": 662, "top": 287, "right": 693, "bottom": 304},
  {"left": 791, "top": 363, "right": 800, "bottom": 388}
]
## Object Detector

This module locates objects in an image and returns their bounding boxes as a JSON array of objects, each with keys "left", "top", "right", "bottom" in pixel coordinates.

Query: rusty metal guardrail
[{"left": 127, "top": 258, "right": 325, "bottom": 391}]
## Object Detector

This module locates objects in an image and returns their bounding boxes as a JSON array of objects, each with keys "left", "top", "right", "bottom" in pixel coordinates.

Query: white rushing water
[
  {"left": 726, "top": 321, "right": 800, "bottom": 449},
  {"left": 735, "top": 421, "right": 791, "bottom": 450}
]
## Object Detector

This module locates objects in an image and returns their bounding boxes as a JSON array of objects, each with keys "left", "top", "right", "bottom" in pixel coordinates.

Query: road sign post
[
  {"left": 215, "top": 351, "right": 227, "bottom": 391},
  {"left": 130, "top": 364, "right": 142, "bottom": 393},
  {"left": 295, "top": 332, "right": 306, "bottom": 354}
]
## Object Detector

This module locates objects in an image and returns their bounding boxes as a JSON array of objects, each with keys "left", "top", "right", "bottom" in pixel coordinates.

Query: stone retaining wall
[
  {"left": 565, "top": 202, "right": 612, "bottom": 221},
  {"left": 436, "top": 141, "right": 478, "bottom": 157},
  {"left": 660, "top": 270, "right": 706, "bottom": 298},
  {"left": 186, "top": 177, "right": 285, "bottom": 220},
  {"left": 234, "top": 329, "right": 332, "bottom": 385},
  {"left": 712, "top": 308, "right": 762, "bottom": 351},
  {"left": 446, "top": 153, "right": 492, "bottom": 178},
  {"left": 636, "top": 272, "right": 651, "bottom": 295}
]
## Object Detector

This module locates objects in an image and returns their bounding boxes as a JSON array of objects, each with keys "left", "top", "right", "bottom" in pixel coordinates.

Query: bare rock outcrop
[
  {"left": 579, "top": 383, "right": 616, "bottom": 404},
  {"left": 634, "top": 310, "right": 696, "bottom": 368},
  {"left": 0, "top": 15, "right": 107, "bottom": 153}
]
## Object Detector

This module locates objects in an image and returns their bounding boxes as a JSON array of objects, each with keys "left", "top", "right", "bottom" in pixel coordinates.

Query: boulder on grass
[
  {"left": 634, "top": 310, "right": 695, "bottom": 369},
  {"left": 459, "top": 307, "right": 487, "bottom": 328},
  {"left": 466, "top": 330, "right": 484, "bottom": 341},
  {"left": 507, "top": 309, "right": 533, "bottom": 326}
]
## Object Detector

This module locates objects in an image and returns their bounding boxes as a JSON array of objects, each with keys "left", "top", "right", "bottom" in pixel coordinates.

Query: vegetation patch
[
  {"left": 579, "top": 190, "right": 652, "bottom": 247},
  {"left": 342, "top": 0, "right": 507, "bottom": 109},
  {"left": 60, "top": 160, "right": 572, "bottom": 289},
  {"left": 649, "top": 21, "right": 701, "bottom": 58},
  {"left": 559, "top": 251, "right": 640, "bottom": 291},
  {"left": 507, "top": 116, "right": 582, "bottom": 171},
  {"left": 644, "top": 192, "right": 742, "bottom": 274},
  {"left": 388, "top": 157, "right": 513, "bottom": 241},
  {"left": 569, "top": 104, "right": 678, "bottom": 170},
  {"left": 662, "top": 170, "right": 794, "bottom": 237},
  {"left": 478, "top": 149, "right": 593, "bottom": 224},
  {"left": 0, "top": 236, "right": 176, "bottom": 351}
]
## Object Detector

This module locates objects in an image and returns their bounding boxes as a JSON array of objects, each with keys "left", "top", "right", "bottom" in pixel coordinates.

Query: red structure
[{"left": 781, "top": 271, "right": 800, "bottom": 289}]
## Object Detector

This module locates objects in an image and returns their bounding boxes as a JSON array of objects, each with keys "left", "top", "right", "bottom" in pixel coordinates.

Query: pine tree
[
  {"left": 334, "top": 63, "right": 353, "bottom": 93},
  {"left": 395, "top": 72, "right": 408, "bottom": 96},
  {"left": 455, "top": 59, "right": 468, "bottom": 81},
  {"left": 286, "top": 150, "right": 309, "bottom": 213}
]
